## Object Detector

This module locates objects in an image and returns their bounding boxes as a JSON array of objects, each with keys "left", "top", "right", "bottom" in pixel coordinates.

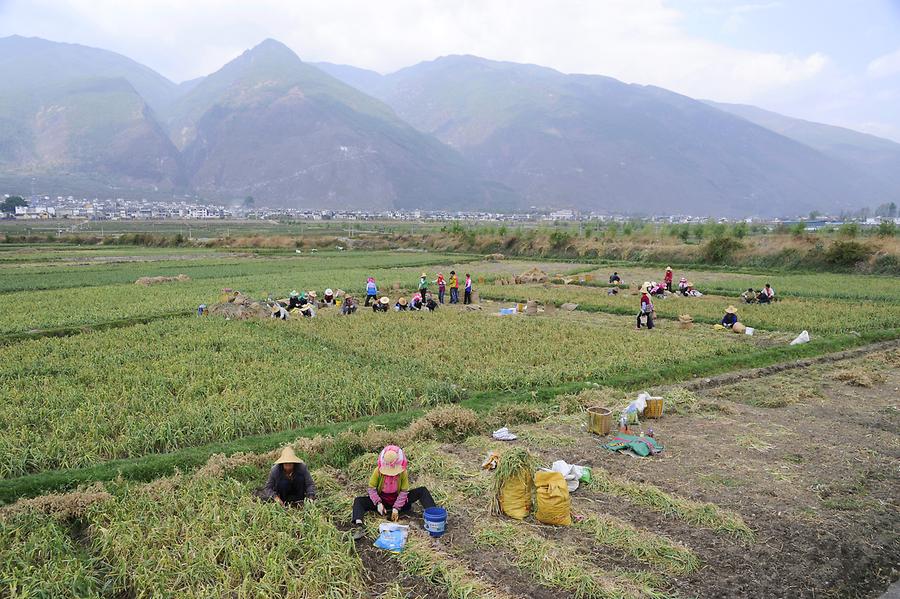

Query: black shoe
[{"left": 351, "top": 527, "right": 366, "bottom": 541}]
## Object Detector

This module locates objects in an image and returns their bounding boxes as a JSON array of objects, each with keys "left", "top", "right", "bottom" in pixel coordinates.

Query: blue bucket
[{"left": 423, "top": 507, "right": 447, "bottom": 537}]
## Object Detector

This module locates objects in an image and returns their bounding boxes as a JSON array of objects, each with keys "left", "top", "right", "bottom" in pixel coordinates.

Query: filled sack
[{"left": 534, "top": 470, "right": 572, "bottom": 526}]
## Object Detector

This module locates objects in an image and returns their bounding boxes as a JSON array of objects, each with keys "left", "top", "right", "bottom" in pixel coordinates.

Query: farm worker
[
  {"left": 425, "top": 293, "right": 438, "bottom": 311},
  {"left": 418, "top": 273, "right": 428, "bottom": 297},
  {"left": 341, "top": 296, "right": 358, "bottom": 315},
  {"left": 741, "top": 288, "right": 757, "bottom": 304},
  {"left": 609, "top": 272, "right": 621, "bottom": 284},
  {"left": 464, "top": 273, "right": 473, "bottom": 305},
  {"left": 373, "top": 296, "right": 390, "bottom": 313},
  {"left": 435, "top": 273, "right": 446, "bottom": 304},
  {"left": 261, "top": 447, "right": 316, "bottom": 507},
  {"left": 308, "top": 290, "right": 318, "bottom": 307},
  {"left": 663, "top": 267, "right": 673, "bottom": 292},
  {"left": 323, "top": 289, "right": 335, "bottom": 306},
  {"left": 271, "top": 301, "right": 289, "bottom": 320},
  {"left": 637, "top": 283, "right": 654, "bottom": 329},
  {"left": 365, "top": 277, "right": 378, "bottom": 306},
  {"left": 350, "top": 445, "right": 436, "bottom": 540},
  {"left": 678, "top": 277, "right": 688, "bottom": 293},
  {"left": 649, "top": 281, "right": 666, "bottom": 296},
  {"left": 395, "top": 297, "right": 409, "bottom": 311},
  {"left": 448, "top": 271, "right": 460, "bottom": 304},
  {"left": 722, "top": 305, "right": 738, "bottom": 328},
  {"left": 758, "top": 283, "right": 775, "bottom": 304},
  {"left": 683, "top": 281, "right": 702, "bottom": 297},
  {"left": 410, "top": 293, "right": 423, "bottom": 311},
  {"left": 288, "top": 290, "right": 302, "bottom": 311}
]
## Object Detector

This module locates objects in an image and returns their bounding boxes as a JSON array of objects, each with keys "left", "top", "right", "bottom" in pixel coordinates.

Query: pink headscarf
[
  {"left": 367, "top": 277, "right": 375, "bottom": 283},
  {"left": 377, "top": 445, "right": 407, "bottom": 474}
]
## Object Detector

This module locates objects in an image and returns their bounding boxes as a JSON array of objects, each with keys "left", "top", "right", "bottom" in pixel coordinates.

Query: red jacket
[{"left": 663, "top": 271, "right": 673, "bottom": 284}]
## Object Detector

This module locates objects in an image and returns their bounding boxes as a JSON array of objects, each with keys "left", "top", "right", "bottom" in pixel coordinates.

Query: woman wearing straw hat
[
  {"left": 722, "top": 305, "right": 739, "bottom": 329},
  {"left": 260, "top": 447, "right": 316, "bottom": 507},
  {"left": 373, "top": 296, "right": 390, "bottom": 312},
  {"left": 663, "top": 266, "right": 674, "bottom": 292},
  {"left": 395, "top": 297, "right": 409, "bottom": 311},
  {"left": 418, "top": 273, "right": 428, "bottom": 298},
  {"left": 350, "top": 445, "right": 436, "bottom": 540},
  {"left": 637, "top": 282, "right": 655, "bottom": 330}
]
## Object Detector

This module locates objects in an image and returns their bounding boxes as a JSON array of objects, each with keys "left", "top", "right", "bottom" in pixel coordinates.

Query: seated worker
[
  {"left": 678, "top": 277, "right": 688, "bottom": 293},
  {"left": 341, "top": 295, "right": 357, "bottom": 315},
  {"left": 373, "top": 296, "right": 390, "bottom": 313},
  {"left": 741, "top": 288, "right": 757, "bottom": 304},
  {"left": 322, "top": 288, "right": 336, "bottom": 307},
  {"left": 350, "top": 445, "right": 435, "bottom": 540},
  {"left": 722, "top": 305, "right": 738, "bottom": 328},
  {"left": 758, "top": 283, "right": 775, "bottom": 304},
  {"left": 288, "top": 290, "right": 302, "bottom": 311},
  {"left": 307, "top": 291, "right": 318, "bottom": 307},
  {"left": 271, "top": 301, "right": 289, "bottom": 320},
  {"left": 683, "top": 281, "right": 702, "bottom": 297},
  {"left": 409, "top": 293, "right": 423, "bottom": 311},
  {"left": 395, "top": 297, "right": 409, "bottom": 311},
  {"left": 425, "top": 293, "right": 438, "bottom": 311},
  {"left": 260, "top": 447, "right": 316, "bottom": 507},
  {"left": 649, "top": 281, "right": 666, "bottom": 296},
  {"left": 609, "top": 272, "right": 622, "bottom": 284}
]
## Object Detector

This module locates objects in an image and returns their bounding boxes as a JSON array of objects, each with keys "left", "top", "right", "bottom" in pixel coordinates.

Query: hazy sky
[{"left": 1, "top": 0, "right": 898, "bottom": 141}]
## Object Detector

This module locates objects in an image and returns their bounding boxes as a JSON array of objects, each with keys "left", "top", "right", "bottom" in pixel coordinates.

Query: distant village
[{"left": 2, "top": 193, "right": 898, "bottom": 227}]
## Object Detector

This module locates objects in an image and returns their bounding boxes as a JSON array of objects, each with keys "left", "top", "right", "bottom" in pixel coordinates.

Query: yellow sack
[
  {"left": 534, "top": 471, "right": 572, "bottom": 526},
  {"left": 499, "top": 470, "right": 532, "bottom": 520}
]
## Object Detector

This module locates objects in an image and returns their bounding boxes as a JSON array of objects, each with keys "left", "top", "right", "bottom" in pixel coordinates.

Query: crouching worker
[
  {"left": 351, "top": 445, "right": 435, "bottom": 540},
  {"left": 258, "top": 447, "right": 316, "bottom": 507},
  {"left": 373, "top": 296, "right": 390, "bottom": 312},
  {"left": 341, "top": 295, "right": 358, "bottom": 315},
  {"left": 722, "top": 305, "right": 738, "bottom": 328}
]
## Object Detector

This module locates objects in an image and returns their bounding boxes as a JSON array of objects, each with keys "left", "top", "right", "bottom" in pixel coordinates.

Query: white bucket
[{"left": 744, "top": 327, "right": 755, "bottom": 336}]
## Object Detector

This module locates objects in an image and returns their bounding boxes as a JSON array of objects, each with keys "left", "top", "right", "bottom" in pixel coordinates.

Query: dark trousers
[
  {"left": 438, "top": 288, "right": 445, "bottom": 304},
  {"left": 365, "top": 294, "right": 376, "bottom": 306},
  {"left": 665, "top": 281, "right": 672, "bottom": 292},
  {"left": 464, "top": 290, "right": 472, "bottom": 304},
  {"left": 637, "top": 311, "right": 654, "bottom": 329},
  {"left": 450, "top": 288, "right": 459, "bottom": 303},
  {"left": 351, "top": 487, "right": 435, "bottom": 522}
]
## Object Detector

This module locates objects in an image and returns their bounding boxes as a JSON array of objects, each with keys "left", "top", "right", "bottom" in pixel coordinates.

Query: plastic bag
[
  {"left": 790, "top": 330, "right": 810, "bottom": 345},
  {"left": 373, "top": 523, "right": 409, "bottom": 553},
  {"left": 499, "top": 471, "right": 532, "bottom": 520},
  {"left": 534, "top": 471, "right": 572, "bottom": 526}
]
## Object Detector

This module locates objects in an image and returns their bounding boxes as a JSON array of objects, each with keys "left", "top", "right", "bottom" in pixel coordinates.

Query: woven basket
[
  {"left": 587, "top": 406, "right": 613, "bottom": 435},
  {"left": 643, "top": 397, "right": 665, "bottom": 419}
]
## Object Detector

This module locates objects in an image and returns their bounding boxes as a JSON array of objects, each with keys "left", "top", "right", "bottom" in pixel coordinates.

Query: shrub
[
  {"left": 701, "top": 236, "right": 743, "bottom": 264},
  {"left": 824, "top": 240, "right": 871, "bottom": 268}
]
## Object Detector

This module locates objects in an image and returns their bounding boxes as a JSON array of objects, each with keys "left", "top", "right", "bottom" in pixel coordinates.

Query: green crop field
[{"left": 1, "top": 245, "right": 898, "bottom": 598}]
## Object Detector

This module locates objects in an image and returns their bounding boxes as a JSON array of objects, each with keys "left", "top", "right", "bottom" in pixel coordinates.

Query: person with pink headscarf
[
  {"left": 364, "top": 277, "right": 378, "bottom": 306},
  {"left": 351, "top": 445, "right": 435, "bottom": 539}
]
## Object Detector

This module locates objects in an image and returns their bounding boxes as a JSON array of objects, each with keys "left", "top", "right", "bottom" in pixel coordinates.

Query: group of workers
[
  {"left": 260, "top": 444, "right": 433, "bottom": 541},
  {"left": 271, "top": 271, "right": 474, "bottom": 319},
  {"left": 628, "top": 266, "right": 777, "bottom": 331}
]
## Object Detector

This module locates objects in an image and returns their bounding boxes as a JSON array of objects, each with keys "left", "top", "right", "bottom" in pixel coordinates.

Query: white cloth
[
  {"left": 548, "top": 460, "right": 586, "bottom": 492},
  {"left": 492, "top": 427, "right": 517, "bottom": 441}
]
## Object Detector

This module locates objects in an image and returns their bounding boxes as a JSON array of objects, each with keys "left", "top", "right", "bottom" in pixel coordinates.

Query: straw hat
[
  {"left": 275, "top": 446, "right": 303, "bottom": 465},
  {"left": 665, "top": 266, "right": 672, "bottom": 271},
  {"left": 398, "top": 297, "right": 408, "bottom": 306},
  {"left": 725, "top": 305, "right": 737, "bottom": 314},
  {"left": 378, "top": 445, "right": 407, "bottom": 476},
  {"left": 308, "top": 291, "right": 317, "bottom": 298},
  {"left": 639, "top": 283, "right": 650, "bottom": 293},
  {"left": 379, "top": 296, "right": 389, "bottom": 305},
  {"left": 421, "top": 272, "right": 427, "bottom": 278},
  {"left": 686, "top": 281, "right": 693, "bottom": 287},
  {"left": 325, "top": 288, "right": 333, "bottom": 296}
]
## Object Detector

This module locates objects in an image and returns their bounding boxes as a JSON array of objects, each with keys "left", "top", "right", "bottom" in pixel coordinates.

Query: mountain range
[{"left": 1, "top": 35, "right": 898, "bottom": 216}]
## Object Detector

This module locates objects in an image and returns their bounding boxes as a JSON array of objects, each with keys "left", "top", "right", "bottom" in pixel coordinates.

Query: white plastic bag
[
  {"left": 790, "top": 330, "right": 810, "bottom": 345},
  {"left": 549, "top": 460, "right": 585, "bottom": 493}
]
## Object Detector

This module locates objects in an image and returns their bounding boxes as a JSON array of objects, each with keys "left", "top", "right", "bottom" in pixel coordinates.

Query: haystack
[
  {"left": 515, "top": 267, "right": 549, "bottom": 284},
  {"left": 485, "top": 253, "right": 506, "bottom": 261},
  {"left": 135, "top": 274, "right": 191, "bottom": 286}
]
